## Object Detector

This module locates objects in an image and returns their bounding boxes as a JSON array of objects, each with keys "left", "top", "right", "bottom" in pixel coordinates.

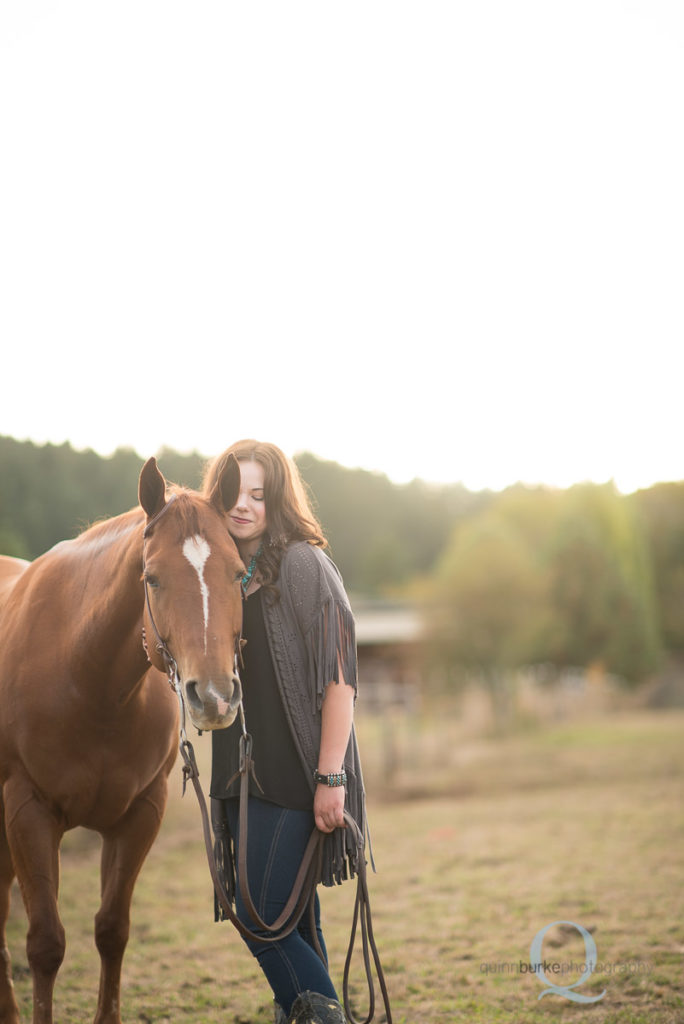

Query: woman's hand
[{"left": 314, "top": 783, "right": 346, "bottom": 833}]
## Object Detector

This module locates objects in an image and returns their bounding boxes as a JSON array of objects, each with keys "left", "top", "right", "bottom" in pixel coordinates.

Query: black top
[{"left": 210, "top": 589, "right": 312, "bottom": 811}]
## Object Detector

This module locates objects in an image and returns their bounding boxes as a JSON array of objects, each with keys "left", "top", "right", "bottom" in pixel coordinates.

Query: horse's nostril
[
  {"left": 184, "top": 678, "right": 240, "bottom": 719},
  {"left": 184, "top": 681, "right": 203, "bottom": 711}
]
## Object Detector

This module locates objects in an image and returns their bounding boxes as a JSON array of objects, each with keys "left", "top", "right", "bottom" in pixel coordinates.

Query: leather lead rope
[
  {"left": 175, "top": 727, "right": 392, "bottom": 1024},
  {"left": 170, "top": 676, "right": 393, "bottom": 1024}
]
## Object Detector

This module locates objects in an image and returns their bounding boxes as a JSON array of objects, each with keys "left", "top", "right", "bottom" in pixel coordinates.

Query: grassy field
[{"left": 5, "top": 708, "right": 684, "bottom": 1023}]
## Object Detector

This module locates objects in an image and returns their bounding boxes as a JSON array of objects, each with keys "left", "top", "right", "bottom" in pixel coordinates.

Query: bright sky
[{"left": 1, "top": 2, "right": 682, "bottom": 493}]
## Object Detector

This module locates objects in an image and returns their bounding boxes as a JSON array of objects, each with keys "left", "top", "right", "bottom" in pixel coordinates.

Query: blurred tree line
[{"left": 1, "top": 434, "right": 683, "bottom": 690}]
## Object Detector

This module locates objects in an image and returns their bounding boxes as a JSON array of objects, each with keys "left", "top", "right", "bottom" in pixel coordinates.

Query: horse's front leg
[
  {"left": 94, "top": 774, "right": 169, "bottom": 1024},
  {"left": 2, "top": 776, "right": 65, "bottom": 1024},
  {"left": 0, "top": 796, "right": 20, "bottom": 1024}
]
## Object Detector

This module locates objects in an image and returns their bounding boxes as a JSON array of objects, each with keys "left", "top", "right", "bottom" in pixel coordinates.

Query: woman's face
[{"left": 227, "top": 460, "right": 267, "bottom": 555}]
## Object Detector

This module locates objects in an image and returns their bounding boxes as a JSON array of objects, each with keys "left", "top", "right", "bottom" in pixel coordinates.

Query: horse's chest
[
  {"left": 24, "top": 713, "right": 174, "bottom": 830},
  {"left": 57, "top": 754, "right": 166, "bottom": 830}
]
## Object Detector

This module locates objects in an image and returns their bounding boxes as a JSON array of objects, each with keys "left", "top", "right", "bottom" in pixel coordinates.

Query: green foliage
[
  {"left": 0, "top": 435, "right": 682, "bottom": 689},
  {"left": 153, "top": 446, "right": 206, "bottom": 489},
  {"left": 632, "top": 482, "right": 684, "bottom": 654},
  {"left": 430, "top": 509, "right": 544, "bottom": 672},
  {"left": 0, "top": 523, "right": 29, "bottom": 560},
  {"left": 0, "top": 436, "right": 204, "bottom": 558},
  {"left": 427, "top": 481, "right": 663, "bottom": 691},
  {"left": 425, "top": 502, "right": 550, "bottom": 725},
  {"left": 294, "top": 451, "right": 487, "bottom": 592},
  {"left": 540, "top": 483, "right": 662, "bottom": 684}
]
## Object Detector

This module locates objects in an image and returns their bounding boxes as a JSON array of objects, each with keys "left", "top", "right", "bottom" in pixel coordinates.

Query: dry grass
[{"left": 5, "top": 708, "right": 684, "bottom": 1023}]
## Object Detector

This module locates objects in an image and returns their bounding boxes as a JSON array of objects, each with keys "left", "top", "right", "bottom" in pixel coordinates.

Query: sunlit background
[{"left": 1, "top": 1, "right": 683, "bottom": 491}]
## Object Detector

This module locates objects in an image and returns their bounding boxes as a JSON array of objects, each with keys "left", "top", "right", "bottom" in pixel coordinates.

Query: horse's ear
[
  {"left": 139, "top": 457, "right": 167, "bottom": 519},
  {"left": 209, "top": 452, "right": 241, "bottom": 515}
]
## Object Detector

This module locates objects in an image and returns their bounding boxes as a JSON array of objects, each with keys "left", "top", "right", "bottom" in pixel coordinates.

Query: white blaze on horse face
[{"left": 182, "top": 535, "right": 211, "bottom": 651}]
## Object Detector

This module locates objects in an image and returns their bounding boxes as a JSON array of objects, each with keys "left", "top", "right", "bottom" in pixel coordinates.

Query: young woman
[{"left": 204, "top": 440, "right": 367, "bottom": 1024}]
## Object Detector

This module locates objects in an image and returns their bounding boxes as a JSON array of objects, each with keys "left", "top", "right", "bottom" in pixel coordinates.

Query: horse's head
[{"left": 139, "top": 455, "right": 244, "bottom": 731}]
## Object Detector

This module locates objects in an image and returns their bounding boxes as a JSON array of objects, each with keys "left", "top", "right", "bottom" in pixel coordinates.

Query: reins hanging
[{"left": 174, "top": 715, "right": 392, "bottom": 1024}]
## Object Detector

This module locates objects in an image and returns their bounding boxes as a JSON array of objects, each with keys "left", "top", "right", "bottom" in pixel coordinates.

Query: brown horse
[{"left": 0, "top": 455, "right": 245, "bottom": 1024}]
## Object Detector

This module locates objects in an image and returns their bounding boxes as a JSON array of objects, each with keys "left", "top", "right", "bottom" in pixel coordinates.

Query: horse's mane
[{"left": 73, "top": 486, "right": 211, "bottom": 547}]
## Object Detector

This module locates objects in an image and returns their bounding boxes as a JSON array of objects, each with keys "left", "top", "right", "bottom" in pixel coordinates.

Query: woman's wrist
[{"left": 313, "top": 768, "right": 347, "bottom": 788}]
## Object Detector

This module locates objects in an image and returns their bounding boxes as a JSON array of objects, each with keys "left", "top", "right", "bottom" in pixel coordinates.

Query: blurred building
[{"left": 351, "top": 597, "right": 423, "bottom": 713}]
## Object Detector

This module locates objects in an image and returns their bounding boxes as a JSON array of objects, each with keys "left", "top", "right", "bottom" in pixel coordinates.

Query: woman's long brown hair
[{"left": 202, "top": 439, "right": 326, "bottom": 593}]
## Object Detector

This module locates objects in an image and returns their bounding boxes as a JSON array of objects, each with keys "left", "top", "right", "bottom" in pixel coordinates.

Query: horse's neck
[{"left": 67, "top": 510, "right": 149, "bottom": 694}]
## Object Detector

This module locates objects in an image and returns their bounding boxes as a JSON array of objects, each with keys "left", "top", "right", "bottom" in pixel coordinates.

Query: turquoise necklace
[{"left": 241, "top": 544, "right": 262, "bottom": 596}]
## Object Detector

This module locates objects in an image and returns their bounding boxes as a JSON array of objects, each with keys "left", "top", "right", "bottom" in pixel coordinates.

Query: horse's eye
[
  {"left": 144, "top": 573, "right": 160, "bottom": 589},
  {"left": 234, "top": 570, "right": 244, "bottom": 583}
]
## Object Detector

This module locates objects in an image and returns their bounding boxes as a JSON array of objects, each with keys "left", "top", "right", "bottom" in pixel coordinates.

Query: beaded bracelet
[{"left": 312, "top": 768, "right": 347, "bottom": 787}]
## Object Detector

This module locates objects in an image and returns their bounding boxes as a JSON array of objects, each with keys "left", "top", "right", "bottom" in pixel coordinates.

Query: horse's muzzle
[{"left": 183, "top": 674, "right": 242, "bottom": 730}]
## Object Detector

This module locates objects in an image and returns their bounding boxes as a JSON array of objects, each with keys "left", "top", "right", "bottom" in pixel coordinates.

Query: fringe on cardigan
[
  {"left": 307, "top": 597, "right": 358, "bottom": 710},
  {"left": 320, "top": 780, "right": 367, "bottom": 888},
  {"left": 212, "top": 584, "right": 366, "bottom": 919},
  {"left": 306, "top": 594, "right": 366, "bottom": 885}
]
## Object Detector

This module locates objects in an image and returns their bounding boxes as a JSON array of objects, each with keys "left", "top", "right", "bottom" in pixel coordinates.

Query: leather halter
[
  {"left": 141, "top": 493, "right": 179, "bottom": 675},
  {"left": 139, "top": 498, "right": 392, "bottom": 1023}
]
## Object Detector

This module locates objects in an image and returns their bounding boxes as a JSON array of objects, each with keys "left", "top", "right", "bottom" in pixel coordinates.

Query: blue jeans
[{"left": 223, "top": 796, "right": 339, "bottom": 1015}]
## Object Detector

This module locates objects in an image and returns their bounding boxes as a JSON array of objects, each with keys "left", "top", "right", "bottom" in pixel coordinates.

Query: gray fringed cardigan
[{"left": 213, "top": 540, "right": 368, "bottom": 892}]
